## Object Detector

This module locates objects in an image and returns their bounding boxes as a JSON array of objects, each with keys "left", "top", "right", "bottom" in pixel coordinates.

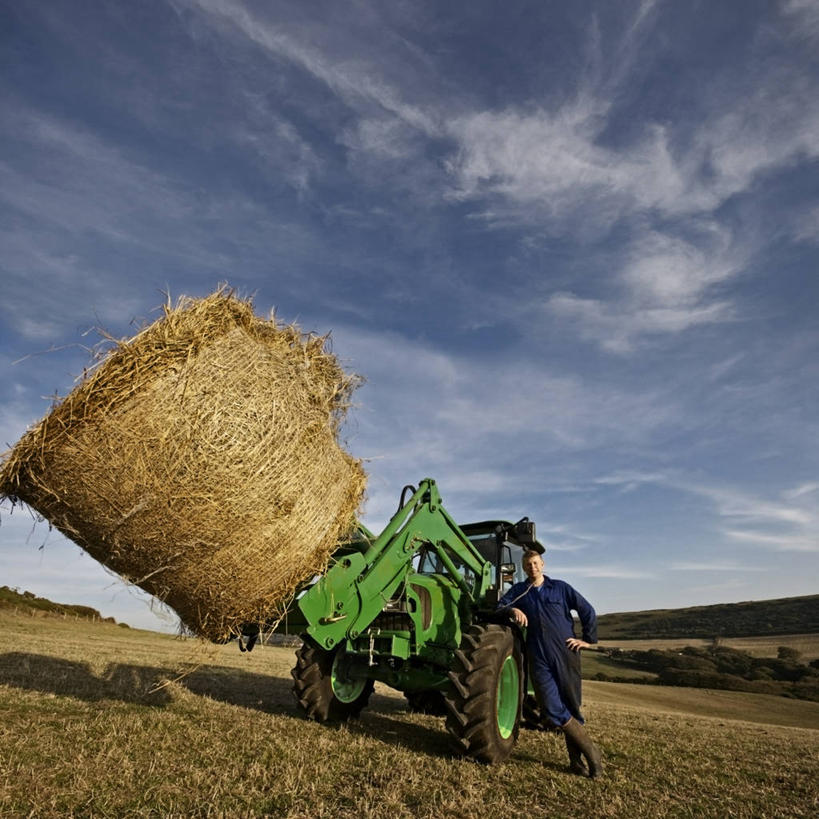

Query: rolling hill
[
  {"left": 596, "top": 594, "right": 819, "bottom": 639},
  {"left": 0, "top": 585, "right": 124, "bottom": 626}
]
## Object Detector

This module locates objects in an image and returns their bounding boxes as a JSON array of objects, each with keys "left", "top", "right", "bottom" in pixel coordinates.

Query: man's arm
[
  {"left": 497, "top": 582, "right": 529, "bottom": 626},
  {"left": 564, "top": 582, "right": 598, "bottom": 650}
]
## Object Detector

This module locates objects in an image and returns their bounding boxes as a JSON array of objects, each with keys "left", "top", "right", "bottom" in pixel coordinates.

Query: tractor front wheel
[
  {"left": 291, "top": 639, "right": 373, "bottom": 722},
  {"left": 444, "top": 623, "right": 523, "bottom": 763}
]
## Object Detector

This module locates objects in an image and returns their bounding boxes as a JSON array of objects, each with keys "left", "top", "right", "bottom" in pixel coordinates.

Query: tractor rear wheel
[
  {"left": 443, "top": 623, "right": 523, "bottom": 763},
  {"left": 291, "top": 639, "right": 373, "bottom": 722}
]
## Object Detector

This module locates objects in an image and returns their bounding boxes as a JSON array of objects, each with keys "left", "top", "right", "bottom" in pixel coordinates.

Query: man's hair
[{"left": 522, "top": 549, "right": 543, "bottom": 562}]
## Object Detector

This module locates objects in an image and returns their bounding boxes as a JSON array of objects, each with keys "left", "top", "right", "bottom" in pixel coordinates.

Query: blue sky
[{"left": 1, "top": 1, "right": 817, "bottom": 631}]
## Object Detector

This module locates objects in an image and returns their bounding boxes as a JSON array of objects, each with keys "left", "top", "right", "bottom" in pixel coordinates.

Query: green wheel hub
[
  {"left": 496, "top": 654, "right": 520, "bottom": 739},
  {"left": 331, "top": 652, "right": 367, "bottom": 703}
]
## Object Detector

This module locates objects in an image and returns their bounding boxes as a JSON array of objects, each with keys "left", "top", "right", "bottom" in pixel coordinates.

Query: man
[{"left": 498, "top": 549, "right": 603, "bottom": 778}]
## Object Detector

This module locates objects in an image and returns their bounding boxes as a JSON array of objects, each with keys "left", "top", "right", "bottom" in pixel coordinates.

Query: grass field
[{"left": 1, "top": 610, "right": 817, "bottom": 817}]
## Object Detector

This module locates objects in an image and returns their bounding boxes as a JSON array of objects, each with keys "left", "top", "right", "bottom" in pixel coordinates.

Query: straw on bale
[{"left": 0, "top": 290, "right": 366, "bottom": 640}]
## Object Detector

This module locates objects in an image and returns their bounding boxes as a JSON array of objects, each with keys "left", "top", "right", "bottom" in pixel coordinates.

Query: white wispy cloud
[
  {"left": 161, "top": 0, "right": 819, "bottom": 360},
  {"left": 539, "top": 541, "right": 589, "bottom": 553},
  {"left": 545, "top": 290, "right": 733, "bottom": 354},
  {"left": 445, "top": 103, "right": 687, "bottom": 226},
  {"left": 595, "top": 471, "right": 819, "bottom": 552},
  {"left": 681, "top": 577, "right": 751, "bottom": 599},
  {"left": 446, "top": 36, "right": 819, "bottom": 222},
  {"left": 538, "top": 524, "right": 599, "bottom": 553},
  {"left": 440, "top": 11, "right": 818, "bottom": 352},
  {"left": 167, "top": 0, "right": 819, "bottom": 234},
  {"left": 325, "top": 323, "right": 683, "bottom": 530},
  {"left": 792, "top": 205, "right": 819, "bottom": 244},
  {"left": 0, "top": 102, "right": 347, "bottom": 343},
  {"left": 783, "top": 482, "right": 819, "bottom": 500},
  {"left": 593, "top": 471, "right": 667, "bottom": 490},
  {"left": 172, "top": 0, "right": 438, "bottom": 135},
  {"left": 692, "top": 485, "right": 812, "bottom": 527},
  {"left": 336, "top": 324, "right": 679, "bottom": 454},
  {"left": 548, "top": 564, "right": 655, "bottom": 580},
  {"left": 782, "top": 0, "right": 819, "bottom": 43},
  {"left": 722, "top": 529, "right": 818, "bottom": 553},
  {"left": 229, "top": 102, "right": 323, "bottom": 194},
  {"left": 708, "top": 354, "right": 745, "bottom": 382},
  {"left": 619, "top": 230, "right": 740, "bottom": 308},
  {"left": 670, "top": 561, "right": 765, "bottom": 572}
]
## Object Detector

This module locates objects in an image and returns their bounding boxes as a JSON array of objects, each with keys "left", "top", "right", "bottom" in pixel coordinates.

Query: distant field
[
  {"left": 581, "top": 650, "right": 659, "bottom": 681},
  {"left": 0, "top": 610, "right": 817, "bottom": 817},
  {"left": 584, "top": 680, "right": 819, "bottom": 729},
  {"left": 599, "top": 633, "right": 819, "bottom": 660},
  {"left": 581, "top": 633, "right": 819, "bottom": 686}
]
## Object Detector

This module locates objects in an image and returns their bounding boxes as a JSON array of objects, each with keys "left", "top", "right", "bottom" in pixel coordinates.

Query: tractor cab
[
  {"left": 413, "top": 517, "right": 543, "bottom": 596},
  {"left": 460, "top": 518, "right": 544, "bottom": 598}
]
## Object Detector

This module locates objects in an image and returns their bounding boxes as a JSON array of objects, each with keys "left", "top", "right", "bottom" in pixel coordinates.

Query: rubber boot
[
  {"left": 561, "top": 718, "right": 603, "bottom": 779},
  {"left": 564, "top": 732, "right": 588, "bottom": 776}
]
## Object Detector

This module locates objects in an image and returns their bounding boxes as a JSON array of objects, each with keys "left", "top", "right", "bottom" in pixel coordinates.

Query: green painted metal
[
  {"left": 402, "top": 573, "right": 463, "bottom": 652},
  {"left": 298, "top": 479, "right": 492, "bottom": 652},
  {"left": 298, "top": 551, "right": 367, "bottom": 649},
  {"left": 496, "top": 654, "right": 520, "bottom": 739},
  {"left": 330, "top": 652, "right": 367, "bottom": 703}
]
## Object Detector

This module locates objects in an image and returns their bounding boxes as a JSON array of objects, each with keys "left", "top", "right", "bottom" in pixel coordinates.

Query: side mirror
[
  {"left": 513, "top": 518, "right": 536, "bottom": 545},
  {"left": 500, "top": 562, "right": 516, "bottom": 577}
]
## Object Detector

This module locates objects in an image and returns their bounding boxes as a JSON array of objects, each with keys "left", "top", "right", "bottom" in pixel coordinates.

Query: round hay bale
[{"left": 0, "top": 290, "right": 366, "bottom": 640}]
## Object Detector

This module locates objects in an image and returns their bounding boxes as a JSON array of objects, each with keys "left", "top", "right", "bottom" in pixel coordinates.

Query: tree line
[{"left": 596, "top": 644, "right": 819, "bottom": 702}]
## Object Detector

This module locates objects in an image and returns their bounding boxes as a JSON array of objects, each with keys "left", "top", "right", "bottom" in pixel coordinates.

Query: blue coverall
[{"left": 498, "top": 576, "right": 597, "bottom": 726}]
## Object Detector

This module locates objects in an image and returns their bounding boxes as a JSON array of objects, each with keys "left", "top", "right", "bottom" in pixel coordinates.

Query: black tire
[
  {"left": 522, "top": 693, "right": 544, "bottom": 729},
  {"left": 405, "top": 689, "right": 448, "bottom": 716},
  {"left": 443, "top": 623, "right": 524, "bottom": 763},
  {"left": 291, "top": 639, "right": 374, "bottom": 722}
]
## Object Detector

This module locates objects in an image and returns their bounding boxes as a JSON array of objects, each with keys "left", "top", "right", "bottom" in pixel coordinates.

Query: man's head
[{"left": 522, "top": 549, "right": 544, "bottom": 583}]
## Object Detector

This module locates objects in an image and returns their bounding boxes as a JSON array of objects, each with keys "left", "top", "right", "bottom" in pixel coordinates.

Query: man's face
[{"left": 522, "top": 553, "right": 544, "bottom": 582}]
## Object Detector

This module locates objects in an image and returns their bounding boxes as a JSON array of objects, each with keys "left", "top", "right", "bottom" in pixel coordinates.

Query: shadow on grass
[
  {"left": 352, "top": 709, "right": 455, "bottom": 758},
  {"left": 0, "top": 652, "right": 172, "bottom": 705},
  {"left": 512, "top": 748, "right": 575, "bottom": 774},
  {"left": 0, "top": 651, "right": 296, "bottom": 710},
  {"left": 0, "top": 651, "right": 466, "bottom": 759}
]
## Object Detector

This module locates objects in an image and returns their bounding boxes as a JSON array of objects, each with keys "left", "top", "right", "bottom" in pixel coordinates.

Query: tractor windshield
[
  {"left": 416, "top": 544, "right": 476, "bottom": 588},
  {"left": 466, "top": 535, "right": 527, "bottom": 590},
  {"left": 415, "top": 535, "right": 527, "bottom": 591}
]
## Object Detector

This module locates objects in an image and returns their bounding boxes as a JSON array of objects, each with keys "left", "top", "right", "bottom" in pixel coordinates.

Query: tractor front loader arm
[{"left": 298, "top": 478, "right": 492, "bottom": 651}]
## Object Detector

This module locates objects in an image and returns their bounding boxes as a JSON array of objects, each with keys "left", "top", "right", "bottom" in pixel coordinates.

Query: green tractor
[{"left": 270, "top": 478, "right": 543, "bottom": 763}]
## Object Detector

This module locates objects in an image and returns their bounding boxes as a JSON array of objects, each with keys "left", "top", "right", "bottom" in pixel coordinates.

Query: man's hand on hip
[{"left": 566, "top": 638, "right": 591, "bottom": 652}]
